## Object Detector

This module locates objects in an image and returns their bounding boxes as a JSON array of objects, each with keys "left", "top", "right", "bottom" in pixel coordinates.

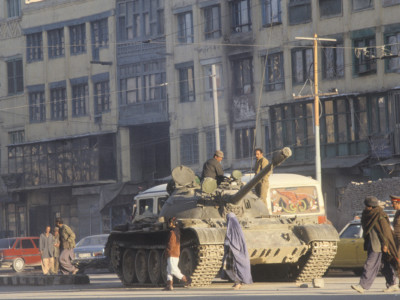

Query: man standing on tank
[
  {"left": 201, "top": 150, "right": 224, "bottom": 184},
  {"left": 351, "top": 196, "right": 399, "bottom": 293},
  {"left": 254, "top": 148, "right": 270, "bottom": 203}
]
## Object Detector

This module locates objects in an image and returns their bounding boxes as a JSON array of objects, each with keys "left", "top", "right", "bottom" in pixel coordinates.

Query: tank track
[
  {"left": 295, "top": 241, "right": 337, "bottom": 284},
  {"left": 190, "top": 244, "right": 225, "bottom": 287}
]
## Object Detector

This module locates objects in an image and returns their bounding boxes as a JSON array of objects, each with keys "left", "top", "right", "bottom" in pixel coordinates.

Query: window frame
[
  {"left": 91, "top": 18, "right": 109, "bottom": 60},
  {"left": 319, "top": 0, "right": 342, "bottom": 18},
  {"left": 178, "top": 64, "right": 196, "bottom": 103},
  {"left": 288, "top": 0, "right": 312, "bottom": 25},
  {"left": 352, "top": 0, "right": 374, "bottom": 12},
  {"left": 235, "top": 127, "right": 255, "bottom": 159},
  {"left": 385, "top": 31, "right": 400, "bottom": 73},
  {"left": 50, "top": 86, "right": 67, "bottom": 121},
  {"left": 321, "top": 41, "right": 345, "bottom": 79},
  {"left": 7, "top": 0, "right": 21, "bottom": 18},
  {"left": 204, "top": 4, "right": 222, "bottom": 40},
  {"left": 261, "top": 0, "right": 282, "bottom": 27},
  {"left": 264, "top": 52, "right": 285, "bottom": 91},
  {"left": 47, "top": 28, "right": 65, "bottom": 59},
  {"left": 291, "top": 47, "right": 314, "bottom": 85},
  {"left": 29, "top": 91, "right": 46, "bottom": 123},
  {"left": 203, "top": 63, "right": 224, "bottom": 101},
  {"left": 231, "top": 56, "right": 253, "bottom": 95},
  {"left": 180, "top": 133, "right": 199, "bottom": 165},
  {"left": 177, "top": 11, "right": 194, "bottom": 44},
  {"left": 72, "top": 83, "right": 88, "bottom": 117},
  {"left": 26, "top": 32, "right": 43, "bottom": 63},
  {"left": 353, "top": 35, "right": 377, "bottom": 76},
  {"left": 69, "top": 24, "right": 86, "bottom": 55},
  {"left": 94, "top": 80, "right": 110, "bottom": 115},
  {"left": 7, "top": 58, "right": 24, "bottom": 95},
  {"left": 231, "top": 0, "right": 252, "bottom": 33}
]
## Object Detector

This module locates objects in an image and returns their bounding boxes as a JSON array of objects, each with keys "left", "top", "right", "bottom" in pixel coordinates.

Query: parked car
[
  {"left": 0, "top": 237, "right": 41, "bottom": 272},
  {"left": 330, "top": 211, "right": 395, "bottom": 275},
  {"left": 73, "top": 234, "right": 111, "bottom": 271}
]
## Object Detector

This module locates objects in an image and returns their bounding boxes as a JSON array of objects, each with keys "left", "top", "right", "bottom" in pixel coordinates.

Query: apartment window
[
  {"left": 232, "top": 56, "right": 253, "bottom": 95},
  {"left": 178, "top": 65, "right": 195, "bottom": 102},
  {"left": 352, "top": 0, "right": 373, "bottom": 11},
  {"left": 9, "top": 130, "right": 25, "bottom": 144},
  {"left": 29, "top": 91, "right": 46, "bottom": 123},
  {"left": 319, "top": 0, "right": 342, "bottom": 17},
  {"left": 386, "top": 32, "right": 400, "bottom": 72},
  {"left": 231, "top": 0, "right": 252, "bottom": 33},
  {"left": 149, "top": 0, "right": 164, "bottom": 36},
  {"left": 322, "top": 42, "right": 344, "bottom": 79},
  {"left": 7, "top": 59, "right": 23, "bottom": 95},
  {"left": 47, "top": 28, "right": 65, "bottom": 59},
  {"left": 204, "top": 5, "right": 221, "bottom": 39},
  {"left": 50, "top": 87, "right": 67, "bottom": 120},
  {"left": 143, "top": 61, "right": 166, "bottom": 101},
  {"left": 289, "top": 0, "right": 311, "bottom": 25},
  {"left": 291, "top": 48, "right": 313, "bottom": 84},
  {"left": 206, "top": 129, "right": 226, "bottom": 159},
  {"left": 203, "top": 63, "right": 223, "bottom": 101},
  {"left": 70, "top": 24, "right": 86, "bottom": 55},
  {"left": 7, "top": 0, "right": 21, "bottom": 18},
  {"left": 235, "top": 127, "right": 255, "bottom": 159},
  {"left": 354, "top": 36, "right": 376, "bottom": 76},
  {"left": 177, "top": 11, "right": 194, "bottom": 43},
  {"left": 26, "top": 32, "right": 43, "bottom": 62},
  {"left": 264, "top": 52, "right": 285, "bottom": 91},
  {"left": 72, "top": 83, "right": 88, "bottom": 117},
  {"left": 91, "top": 19, "right": 109, "bottom": 60},
  {"left": 261, "top": 0, "right": 282, "bottom": 26},
  {"left": 94, "top": 80, "right": 110, "bottom": 114},
  {"left": 180, "top": 133, "right": 199, "bottom": 165}
]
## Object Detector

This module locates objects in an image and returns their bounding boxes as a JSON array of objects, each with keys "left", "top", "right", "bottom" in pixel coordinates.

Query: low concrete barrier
[{"left": 0, "top": 274, "right": 90, "bottom": 286}]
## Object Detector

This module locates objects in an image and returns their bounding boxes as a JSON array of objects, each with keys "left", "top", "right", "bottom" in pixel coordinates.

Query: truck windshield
[{"left": 270, "top": 186, "right": 320, "bottom": 215}]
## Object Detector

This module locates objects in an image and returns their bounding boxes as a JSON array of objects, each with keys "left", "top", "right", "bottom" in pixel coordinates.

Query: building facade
[{"left": 164, "top": 0, "right": 400, "bottom": 228}]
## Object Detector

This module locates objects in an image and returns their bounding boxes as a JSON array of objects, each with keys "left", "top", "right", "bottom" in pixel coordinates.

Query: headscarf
[{"left": 223, "top": 212, "right": 253, "bottom": 284}]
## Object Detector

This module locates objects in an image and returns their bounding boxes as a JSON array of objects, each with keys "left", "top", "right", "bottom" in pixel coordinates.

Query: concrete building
[{"left": 164, "top": 0, "right": 400, "bottom": 228}]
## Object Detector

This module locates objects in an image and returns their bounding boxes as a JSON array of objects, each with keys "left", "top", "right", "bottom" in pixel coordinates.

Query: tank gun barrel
[{"left": 229, "top": 147, "right": 292, "bottom": 204}]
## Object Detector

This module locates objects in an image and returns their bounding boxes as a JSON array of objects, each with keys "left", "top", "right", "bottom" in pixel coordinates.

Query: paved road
[{"left": 0, "top": 271, "right": 399, "bottom": 299}]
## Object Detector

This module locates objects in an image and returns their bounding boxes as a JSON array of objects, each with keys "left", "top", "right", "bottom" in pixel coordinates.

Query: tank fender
[
  {"left": 293, "top": 224, "right": 339, "bottom": 244},
  {"left": 185, "top": 227, "right": 226, "bottom": 245}
]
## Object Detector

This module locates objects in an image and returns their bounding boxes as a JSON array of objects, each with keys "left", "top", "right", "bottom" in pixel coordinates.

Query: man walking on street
[
  {"left": 351, "top": 196, "right": 399, "bottom": 293},
  {"left": 39, "top": 225, "right": 54, "bottom": 275},
  {"left": 163, "top": 217, "right": 190, "bottom": 291},
  {"left": 55, "top": 217, "right": 78, "bottom": 275},
  {"left": 254, "top": 148, "right": 270, "bottom": 203}
]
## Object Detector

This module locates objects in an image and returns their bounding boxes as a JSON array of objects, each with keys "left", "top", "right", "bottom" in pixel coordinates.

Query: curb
[{"left": 0, "top": 274, "right": 90, "bottom": 286}]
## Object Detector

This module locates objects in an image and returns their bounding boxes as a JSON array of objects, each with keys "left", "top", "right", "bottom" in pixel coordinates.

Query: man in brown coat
[
  {"left": 254, "top": 148, "right": 270, "bottom": 203},
  {"left": 164, "top": 217, "right": 190, "bottom": 291},
  {"left": 56, "top": 217, "right": 78, "bottom": 275}
]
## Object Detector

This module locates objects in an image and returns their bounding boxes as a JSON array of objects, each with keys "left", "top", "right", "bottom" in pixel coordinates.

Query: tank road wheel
[
  {"left": 122, "top": 249, "right": 137, "bottom": 285},
  {"left": 148, "top": 249, "right": 162, "bottom": 285},
  {"left": 161, "top": 250, "right": 168, "bottom": 284},
  {"left": 179, "top": 247, "right": 196, "bottom": 278},
  {"left": 135, "top": 249, "right": 149, "bottom": 284}
]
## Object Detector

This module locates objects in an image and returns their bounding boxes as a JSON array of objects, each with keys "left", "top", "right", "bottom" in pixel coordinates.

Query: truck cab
[{"left": 133, "top": 184, "right": 168, "bottom": 220}]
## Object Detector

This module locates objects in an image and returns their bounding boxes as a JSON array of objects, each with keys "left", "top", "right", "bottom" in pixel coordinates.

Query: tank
[{"left": 105, "top": 147, "right": 339, "bottom": 287}]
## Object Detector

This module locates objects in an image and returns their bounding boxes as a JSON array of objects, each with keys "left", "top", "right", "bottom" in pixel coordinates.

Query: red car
[{"left": 0, "top": 237, "right": 41, "bottom": 272}]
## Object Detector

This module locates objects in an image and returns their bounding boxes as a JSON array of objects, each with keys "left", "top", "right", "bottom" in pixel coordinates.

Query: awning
[
  {"left": 374, "top": 158, "right": 400, "bottom": 166},
  {"left": 321, "top": 155, "right": 369, "bottom": 169}
]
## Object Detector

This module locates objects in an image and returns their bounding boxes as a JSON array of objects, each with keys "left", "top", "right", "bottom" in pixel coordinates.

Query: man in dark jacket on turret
[
  {"left": 351, "top": 196, "right": 399, "bottom": 293},
  {"left": 201, "top": 150, "right": 224, "bottom": 184}
]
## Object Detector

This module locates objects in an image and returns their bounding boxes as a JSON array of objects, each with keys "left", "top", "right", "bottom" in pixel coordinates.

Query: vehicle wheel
[
  {"left": 179, "top": 247, "right": 195, "bottom": 278},
  {"left": 122, "top": 249, "right": 136, "bottom": 284},
  {"left": 12, "top": 258, "right": 25, "bottom": 273},
  {"left": 148, "top": 249, "right": 162, "bottom": 285},
  {"left": 161, "top": 250, "right": 168, "bottom": 284},
  {"left": 135, "top": 249, "right": 149, "bottom": 284}
]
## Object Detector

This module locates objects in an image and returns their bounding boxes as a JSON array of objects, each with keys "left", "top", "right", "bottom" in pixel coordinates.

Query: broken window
[
  {"left": 203, "top": 63, "right": 223, "bottom": 101},
  {"left": 261, "top": 0, "right": 281, "bottom": 26},
  {"left": 29, "top": 91, "right": 45, "bottom": 123},
  {"left": 206, "top": 128, "right": 226, "bottom": 159},
  {"left": 353, "top": 36, "right": 376, "bottom": 76},
  {"left": 386, "top": 32, "right": 400, "bottom": 72},
  {"left": 264, "top": 52, "right": 284, "bottom": 91},
  {"left": 180, "top": 133, "right": 199, "bottom": 165},
  {"left": 231, "top": 0, "right": 252, "bottom": 33},
  {"left": 50, "top": 86, "right": 67, "bottom": 120},
  {"left": 352, "top": 0, "right": 373, "bottom": 11},
  {"left": 322, "top": 42, "right": 344, "bottom": 79},
  {"left": 177, "top": 11, "right": 194, "bottom": 43},
  {"left": 319, "top": 0, "right": 342, "bottom": 18},
  {"left": 178, "top": 64, "right": 195, "bottom": 102},
  {"left": 231, "top": 56, "right": 253, "bottom": 95},
  {"left": 235, "top": 127, "right": 255, "bottom": 159},
  {"left": 291, "top": 48, "right": 313, "bottom": 84},
  {"left": 288, "top": 0, "right": 311, "bottom": 25},
  {"left": 204, "top": 5, "right": 221, "bottom": 39}
]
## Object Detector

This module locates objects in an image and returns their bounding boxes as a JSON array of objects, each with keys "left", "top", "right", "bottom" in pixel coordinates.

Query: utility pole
[
  {"left": 295, "top": 34, "right": 336, "bottom": 187},
  {"left": 211, "top": 64, "right": 221, "bottom": 150}
]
